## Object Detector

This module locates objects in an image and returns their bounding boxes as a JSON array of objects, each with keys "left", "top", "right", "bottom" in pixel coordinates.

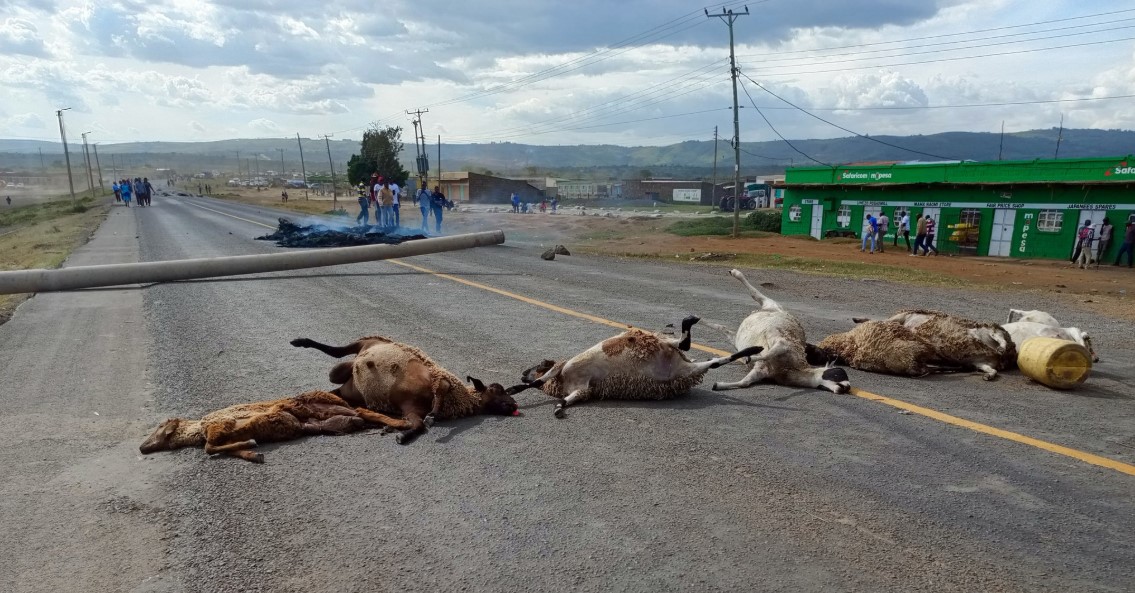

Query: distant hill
[{"left": 3, "top": 128, "right": 1133, "bottom": 179}]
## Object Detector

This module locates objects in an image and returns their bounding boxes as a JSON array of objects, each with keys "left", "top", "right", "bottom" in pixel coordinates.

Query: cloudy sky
[{"left": 2, "top": 0, "right": 1134, "bottom": 147}]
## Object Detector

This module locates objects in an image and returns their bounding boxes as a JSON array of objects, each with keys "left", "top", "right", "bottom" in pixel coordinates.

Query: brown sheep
[
  {"left": 139, "top": 390, "right": 406, "bottom": 463},
  {"left": 291, "top": 335, "right": 524, "bottom": 444},
  {"left": 519, "top": 315, "right": 763, "bottom": 418},
  {"left": 811, "top": 308, "right": 1016, "bottom": 380}
]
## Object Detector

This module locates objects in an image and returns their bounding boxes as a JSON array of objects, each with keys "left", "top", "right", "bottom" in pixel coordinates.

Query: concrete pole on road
[
  {"left": 56, "top": 108, "right": 77, "bottom": 204},
  {"left": 0, "top": 230, "right": 506, "bottom": 294}
]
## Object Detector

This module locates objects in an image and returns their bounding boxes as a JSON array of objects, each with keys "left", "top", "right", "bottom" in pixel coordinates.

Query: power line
[
  {"left": 747, "top": 93, "right": 1135, "bottom": 112},
  {"left": 736, "top": 79, "right": 829, "bottom": 166}
]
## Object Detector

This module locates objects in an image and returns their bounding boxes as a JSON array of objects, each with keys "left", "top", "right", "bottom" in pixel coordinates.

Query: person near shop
[
  {"left": 1114, "top": 221, "right": 1134, "bottom": 268},
  {"left": 378, "top": 182, "right": 394, "bottom": 228},
  {"left": 911, "top": 214, "right": 926, "bottom": 256},
  {"left": 897, "top": 211, "right": 911, "bottom": 251},
  {"left": 875, "top": 212, "right": 889, "bottom": 253},
  {"left": 431, "top": 186, "right": 446, "bottom": 234},
  {"left": 923, "top": 215, "right": 939, "bottom": 255},
  {"left": 1074, "top": 220, "right": 1095, "bottom": 269},
  {"left": 1096, "top": 218, "right": 1114, "bottom": 265},
  {"left": 860, "top": 214, "right": 877, "bottom": 253}
]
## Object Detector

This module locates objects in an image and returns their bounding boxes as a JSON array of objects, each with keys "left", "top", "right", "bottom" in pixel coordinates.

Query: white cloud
[
  {"left": 248, "top": 118, "right": 281, "bottom": 133},
  {"left": 189, "top": 120, "right": 206, "bottom": 133},
  {"left": 0, "top": 17, "right": 46, "bottom": 56}
]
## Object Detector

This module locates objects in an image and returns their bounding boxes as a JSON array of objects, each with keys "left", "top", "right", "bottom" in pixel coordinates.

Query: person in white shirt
[
  {"left": 390, "top": 182, "right": 401, "bottom": 227},
  {"left": 897, "top": 211, "right": 911, "bottom": 251}
]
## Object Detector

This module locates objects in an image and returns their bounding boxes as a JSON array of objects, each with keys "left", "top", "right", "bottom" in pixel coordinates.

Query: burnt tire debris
[{"left": 255, "top": 218, "right": 427, "bottom": 248}]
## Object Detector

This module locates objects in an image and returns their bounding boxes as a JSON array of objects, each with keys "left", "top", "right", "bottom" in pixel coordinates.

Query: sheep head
[
  {"left": 465, "top": 376, "right": 521, "bottom": 416},
  {"left": 140, "top": 418, "right": 204, "bottom": 453}
]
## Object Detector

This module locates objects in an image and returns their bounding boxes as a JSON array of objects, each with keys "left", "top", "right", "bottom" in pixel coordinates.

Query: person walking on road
[
  {"left": 876, "top": 212, "right": 889, "bottom": 253},
  {"left": 112, "top": 180, "right": 121, "bottom": 203},
  {"left": 140, "top": 177, "right": 154, "bottom": 206},
  {"left": 923, "top": 215, "right": 939, "bottom": 255},
  {"left": 431, "top": 186, "right": 446, "bottom": 234},
  {"left": 911, "top": 214, "right": 926, "bottom": 255},
  {"left": 1114, "top": 221, "right": 1134, "bottom": 267},
  {"left": 897, "top": 211, "right": 911, "bottom": 251},
  {"left": 860, "top": 214, "right": 877, "bottom": 253},
  {"left": 416, "top": 186, "right": 432, "bottom": 231},
  {"left": 120, "top": 178, "right": 133, "bottom": 207}
]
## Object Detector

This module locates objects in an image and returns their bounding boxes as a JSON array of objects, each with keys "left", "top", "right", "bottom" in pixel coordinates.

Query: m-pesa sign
[{"left": 840, "top": 170, "right": 894, "bottom": 181}]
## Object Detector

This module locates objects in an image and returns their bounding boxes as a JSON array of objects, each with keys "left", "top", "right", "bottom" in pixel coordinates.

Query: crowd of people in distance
[
  {"left": 860, "top": 210, "right": 939, "bottom": 256},
  {"left": 111, "top": 177, "right": 155, "bottom": 207},
  {"left": 510, "top": 191, "right": 557, "bottom": 214},
  {"left": 356, "top": 173, "right": 450, "bottom": 234},
  {"left": 1070, "top": 217, "right": 1134, "bottom": 269}
]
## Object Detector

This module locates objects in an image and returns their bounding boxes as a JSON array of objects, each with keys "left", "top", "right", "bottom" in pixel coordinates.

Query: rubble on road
[{"left": 255, "top": 218, "right": 427, "bottom": 248}]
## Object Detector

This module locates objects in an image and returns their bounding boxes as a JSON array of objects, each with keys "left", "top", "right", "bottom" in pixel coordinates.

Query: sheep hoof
[
  {"left": 710, "top": 382, "right": 721, "bottom": 391},
  {"left": 554, "top": 406, "right": 566, "bottom": 419},
  {"left": 289, "top": 338, "right": 311, "bottom": 348},
  {"left": 423, "top": 414, "right": 435, "bottom": 429},
  {"left": 983, "top": 374, "right": 996, "bottom": 381},
  {"left": 250, "top": 453, "right": 265, "bottom": 464},
  {"left": 395, "top": 432, "right": 410, "bottom": 445}
]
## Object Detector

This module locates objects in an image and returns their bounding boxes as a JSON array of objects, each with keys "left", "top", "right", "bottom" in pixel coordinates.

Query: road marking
[
  {"left": 388, "top": 258, "right": 1135, "bottom": 478},
  {"left": 185, "top": 201, "right": 276, "bottom": 229},
  {"left": 190, "top": 199, "right": 1135, "bottom": 477}
]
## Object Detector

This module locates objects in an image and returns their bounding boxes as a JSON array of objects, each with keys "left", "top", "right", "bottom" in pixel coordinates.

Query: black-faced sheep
[
  {"left": 1003, "top": 309, "right": 1097, "bottom": 361},
  {"left": 291, "top": 335, "right": 523, "bottom": 444},
  {"left": 708, "top": 269, "right": 851, "bottom": 394},
  {"left": 139, "top": 390, "right": 405, "bottom": 463},
  {"left": 518, "top": 315, "right": 763, "bottom": 418},
  {"left": 813, "top": 309, "right": 1016, "bottom": 380}
]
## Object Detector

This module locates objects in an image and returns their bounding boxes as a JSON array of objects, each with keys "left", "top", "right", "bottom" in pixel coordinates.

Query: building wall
[
  {"left": 621, "top": 180, "right": 717, "bottom": 205},
  {"left": 781, "top": 183, "right": 1135, "bottom": 260},
  {"left": 467, "top": 172, "right": 543, "bottom": 204}
]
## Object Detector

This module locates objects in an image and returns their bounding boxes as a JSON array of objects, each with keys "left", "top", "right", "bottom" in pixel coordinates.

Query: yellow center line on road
[{"left": 195, "top": 201, "right": 1135, "bottom": 477}]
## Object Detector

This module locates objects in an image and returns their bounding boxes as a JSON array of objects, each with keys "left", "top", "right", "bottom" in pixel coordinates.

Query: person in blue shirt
[
  {"left": 120, "top": 178, "right": 132, "bottom": 207},
  {"left": 431, "top": 186, "right": 446, "bottom": 234},
  {"left": 510, "top": 192, "right": 520, "bottom": 213},
  {"left": 860, "top": 214, "right": 877, "bottom": 253},
  {"left": 112, "top": 181, "right": 121, "bottom": 203}
]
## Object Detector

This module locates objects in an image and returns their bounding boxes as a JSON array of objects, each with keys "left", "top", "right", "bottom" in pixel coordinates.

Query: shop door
[
  {"left": 1075, "top": 210, "right": 1097, "bottom": 261},
  {"left": 988, "top": 209, "right": 1015, "bottom": 257},
  {"left": 810, "top": 204, "right": 824, "bottom": 239}
]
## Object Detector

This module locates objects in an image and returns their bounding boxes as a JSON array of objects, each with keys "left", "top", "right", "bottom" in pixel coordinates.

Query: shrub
[{"left": 745, "top": 210, "right": 781, "bottom": 233}]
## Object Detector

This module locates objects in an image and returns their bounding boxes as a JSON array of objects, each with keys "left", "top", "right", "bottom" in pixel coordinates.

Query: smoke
[{"left": 255, "top": 217, "right": 427, "bottom": 248}]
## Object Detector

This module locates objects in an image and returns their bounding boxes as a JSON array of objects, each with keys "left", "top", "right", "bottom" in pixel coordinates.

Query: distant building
[
  {"left": 436, "top": 171, "right": 544, "bottom": 204},
  {"left": 558, "top": 181, "right": 608, "bottom": 200},
  {"left": 620, "top": 179, "right": 721, "bottom": 205}
]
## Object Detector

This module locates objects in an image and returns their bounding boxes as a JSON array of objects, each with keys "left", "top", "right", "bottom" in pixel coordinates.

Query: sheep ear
[{"left": 466, "top": 376, "right": 486, "bottom": 392}]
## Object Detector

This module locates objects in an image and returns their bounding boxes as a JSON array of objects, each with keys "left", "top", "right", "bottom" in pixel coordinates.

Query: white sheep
[
  {"left": 708, "top": 269, "right": 851, "bottom": 394},
  {"left": 519, "top": 315, "right": 763, "bottom": 417},
  {"left": 1002, "top": 309, "right": 1097, "bottom": 361}
]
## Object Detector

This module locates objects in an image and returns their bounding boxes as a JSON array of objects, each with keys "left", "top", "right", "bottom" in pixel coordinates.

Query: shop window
[
  {"left": 960, "top": 208, "right": 981, "bottom": 226},
  {"left": 788, "top": 205, "right": 802, "bottom": 222},
  {"left": 1037, "top": 210, "right": 1063, "bottom": 232},
  {"left": 836, "top": 205, "right": 851, "bottom": 228}
]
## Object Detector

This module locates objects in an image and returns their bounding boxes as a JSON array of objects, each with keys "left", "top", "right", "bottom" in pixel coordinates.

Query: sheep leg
[
  {"left": 710, "top": 364, "right": 770, "bottom": 391},
  {"left": 554, "top": 389, "right": 590, "bottom": 419},
  {"left": 302, "top": 416, "right": 366, "bottom": 435},
  {"left": 698, "top": 345, "right": 765, "bottom": 371},
  {"left": 353, "top": 408, "right": 413, "bottom": 430},
  {"left": 394, "top": 413, "right": 429, "bottom": 445},
  {"left": 290, "top": 337, "right": 363, "bottom": 358},
  {"left": 423, "top": 392, "right": 444, "bottom": 429},
  {"left": 729, "top": 268, "right": 777, "bottom": 311},
  {"left": 204, "top": 439, "right": 264, "bottom": 463},
  {"left": 677, "top": 315, "right": 700, "bottom": 351},
  {"left": 975, "top": 363, "right": 999, "bottom": 381}
]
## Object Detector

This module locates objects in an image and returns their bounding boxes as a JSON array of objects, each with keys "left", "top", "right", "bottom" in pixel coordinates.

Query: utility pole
[
  {"left": 277, "top": 148, "right": 285, "bottom": 182},
  {"left": 296, "top": 134, "right": 309, "bottom": 200},
  {"left": 323, "top": 134, "right": 337, "bottom": 210},
  {"left": 56, "top": 107, "right": 76, "bottom": 203},
  {"left": 437, "top": 135, "right": 442, "bottom": 193},
  {"left": 711, "top": 126, "right": 719, "bottom": 207},
  {"left": 38, "top": 147, "right": 45, "bottom": 176},
  {"left": 998, "top": 121, "right": 1005, "bottom": 161},
  {"left": 92, "top": 143, "right": 105, "bottom": 192},
  {"left": 706, "top": 5, "right": 748, "bottom": 238},
  {"left": 1054, "top": 113, "right": 1064, "bottom": 159},
  {"left": 235, "top": 150, "right": 241, "bottom": 186},
  {"left": 407, "top": 108, "right": 430, "bottom": 190},
  {"left": 81, "top": 131, "right": 96, "bottom": 198}
]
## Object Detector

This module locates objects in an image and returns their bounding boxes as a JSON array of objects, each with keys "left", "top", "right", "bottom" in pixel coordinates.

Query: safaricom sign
[{"left": 841, "top": 171, "right": 894, "bottom": 181}]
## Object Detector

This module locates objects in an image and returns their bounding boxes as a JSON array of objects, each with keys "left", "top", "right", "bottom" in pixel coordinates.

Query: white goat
[
  {"left": 519, "top": 315, "right": 763, "bottom": 418},
  {"left": 1002, "top": 309, "right": 1097, "bottom": 361},
  {"left": 709, "top": 269, "right": 851, "bottom": 394}
]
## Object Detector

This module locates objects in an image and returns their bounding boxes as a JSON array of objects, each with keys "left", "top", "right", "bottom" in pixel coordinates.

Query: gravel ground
[{"left": 4, "top": 191, "right": 1132, "bottom": 592}]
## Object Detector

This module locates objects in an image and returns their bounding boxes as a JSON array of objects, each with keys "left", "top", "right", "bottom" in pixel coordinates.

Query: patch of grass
[
  {"left": 0, "top": 196, "right": 95, "bottom": 228},
  {"left": 667, "top": 217, "right": 777, "bottom": 238},
  {"left": 0, "top": 202, "right": 110, "bottom": 325},
  {"left": 206, "top": 189, "right": 353, "bottom": 217}
]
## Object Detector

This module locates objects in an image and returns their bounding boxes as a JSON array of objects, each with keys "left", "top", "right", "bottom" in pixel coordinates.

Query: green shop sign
[{"left": 787, "top": 156, "right": 1135, "bottom": 185}]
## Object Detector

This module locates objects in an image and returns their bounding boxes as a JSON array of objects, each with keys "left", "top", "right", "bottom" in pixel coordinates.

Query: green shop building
[{"left": 780, "top": 156, "right": 1135, "bottom": 261}]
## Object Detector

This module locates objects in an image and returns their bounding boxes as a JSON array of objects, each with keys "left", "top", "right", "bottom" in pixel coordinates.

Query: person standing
[
  {"left": 1114, "top": 221, "right": 1134, "bottom": 267},
  {"left": 1074, "top": 220, "right": 1095, "bottom": 269},
  {"left": 551, "top": 197, "right": 558, "bottom": 212},
  {"left": 860, "top": 214, "right": 877, "bottom": 253},
  {"left": 356, "top": 185, "right": 370, "bottom": 226},
  {"left": 389, "top": 180, "right": 401, "bottom": 227},
  {"left": 370, "top": 175, "right": 382, "bottom": 214},
  {"left": 378, "top": 182, "right": 394, "bottom": 228},
  {"left": 897, "top": 211, "right": 911, "bottom": 251},
  {"left": 112, "top": 180, "right": 121, "bottom": 203},
  {"left": 876, "top": 211, "right": 889, "bottom": 253},
  {"left": 431, "top": 185, "right": 446, "bottom": 234},
  {"left": 141, "top": 177, "right": 154, "bottom": 206},
  {"left": 510, "top": 192, "right": 520, "bottom": 213},
  {"left": 417, "top": 186, "right": 432, "bottom": 231},
  {"left": 923, "top": 215, "right": 939, "bottom": 255},
  {"left": 1096, "top": 217, "right": 1114, "bottom": 265},
  {"left": 911, "top": 214, "right": 926, "bottom": 256}
]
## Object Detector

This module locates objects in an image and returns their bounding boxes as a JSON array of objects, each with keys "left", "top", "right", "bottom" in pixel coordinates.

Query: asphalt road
[{"left": 2, "top": 192, "right": 1133, "bottom": 593}]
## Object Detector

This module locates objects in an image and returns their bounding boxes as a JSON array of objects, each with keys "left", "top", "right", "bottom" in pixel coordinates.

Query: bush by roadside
[{"left": 667, "top": 209, "right": 782, "bottom": 236}]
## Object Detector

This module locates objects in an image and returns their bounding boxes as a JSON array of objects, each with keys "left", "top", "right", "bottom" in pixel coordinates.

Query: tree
[{"left": 347, "top": 124, "right": 409, "bottom": 186}]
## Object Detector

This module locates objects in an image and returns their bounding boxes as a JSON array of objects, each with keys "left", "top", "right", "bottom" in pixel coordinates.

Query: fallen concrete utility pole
[{"left": 0, "top": 230, "right": 505, "bottom": 295}]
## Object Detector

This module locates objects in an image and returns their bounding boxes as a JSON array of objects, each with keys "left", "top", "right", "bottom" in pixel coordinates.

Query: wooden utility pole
[
  {"left": 56, "top": 108, "right": 76, "bottom": 203},
  {"left": 92, "top": 143, "right": 105, "bottom": 191},
  {"left": 711, "top": 126, "right": 719, "bottom": 207},
  {"left": 706, "top": 6, "right": 748, "bottom": 237},
  {"left": 323, "top": 134, "right": 337, "bottom": 210},
  {"left": 296, "top": 133, "right": 309, "bottom": 199},
  {"left": 81, "top": 132, "right": 96, "bottom": 198},
  {"left": 407, "top": 108, "right": 430, "bottom": 190},
  {"left": 1054, "top": 113, "right": 1064, "bottom": 159},
  {"left": 277, "top": 148, "right": 285, "bottom": 181}
]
